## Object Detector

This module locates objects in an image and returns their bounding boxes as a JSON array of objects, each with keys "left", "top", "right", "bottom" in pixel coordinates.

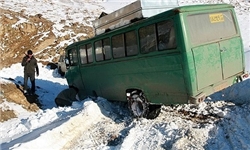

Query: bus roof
[
  {"left": 174, "top": 4, "right": 233, "bottom": 13},
  {"left": 66, "top": 4, "right": 234, "bottom": 49}
]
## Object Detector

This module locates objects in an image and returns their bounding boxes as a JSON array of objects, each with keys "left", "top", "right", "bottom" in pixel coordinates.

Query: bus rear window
[{"left": 187, "top": 10, "right": 237, "bottom": 45}]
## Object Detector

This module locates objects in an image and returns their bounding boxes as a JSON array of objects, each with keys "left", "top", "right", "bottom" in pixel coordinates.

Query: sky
[{"left": 0, "top": 0, "right": 250, "bottom": 149}]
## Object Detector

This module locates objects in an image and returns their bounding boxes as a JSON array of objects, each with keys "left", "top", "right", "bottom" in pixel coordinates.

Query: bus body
[{"left": 64, "top": 4, "right": 248, "bottom": 117}]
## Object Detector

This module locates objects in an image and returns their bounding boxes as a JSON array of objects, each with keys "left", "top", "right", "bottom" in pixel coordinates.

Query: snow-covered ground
[
  {"left": 0, "top": 64, "right": 250, "bottom": 149},
  {"left": 0, "top": 0, "right": 250, "bottom": 149}
]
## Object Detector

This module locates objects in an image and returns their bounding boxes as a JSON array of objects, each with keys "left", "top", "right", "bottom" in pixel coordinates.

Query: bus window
[
  {"left": 112, "top": 34, "right": 125, "bottom": 58},
  {"left": 157, "top": 20, "right": 176, "bottom": 50},
  {"left": 95, "top": 40, "right": 103, "bottom": 61},
  {"left": 125, "top": 30, "right": 138, "bottom": 56},
  {"left": 103, "top": 38, "right": 111, "bottom": 60},
  {"left": 139, "top": 24, "right": 157, "bottom": 53},
  {"left": 68, "top": 52, "right": 73, "bottom": 65},
  {"left": 80, "top": 44, "right": 93, "bottom": 64},
  {"left": 87, "top": 44, "right": 93, "bottom": 63},
  {"left": 187, "top": 11, "right": 237, "bottom": 45},
  {"left": 95, "top": 38, "right": 111, "bottom": 62},
  {"left": 69, "top": 48, "right": 78, "bottom": 66},
  {"left": 80, "top": 46, "right": 87, "bottom": 64}
]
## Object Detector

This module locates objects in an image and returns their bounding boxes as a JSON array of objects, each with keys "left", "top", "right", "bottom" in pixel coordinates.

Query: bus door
[
  {"left": 187, "top": 10, "right": 244, "bottom": 90},
  {"left": 65, "top": 48, "right": 78, "bottom": 85},
  {"left": 78, "top": 44, "right": 93, "bottom": 96},
  {"left": 219, "top": 37, "right": 243, "bottom": 79},
  {"left": 65, "top": 47, "right": 85, "bottom": 98}
]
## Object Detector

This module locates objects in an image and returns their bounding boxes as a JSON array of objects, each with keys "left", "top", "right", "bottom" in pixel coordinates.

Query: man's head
[{"left": 27, "top": 50, "right": 33, "bottom": 55}]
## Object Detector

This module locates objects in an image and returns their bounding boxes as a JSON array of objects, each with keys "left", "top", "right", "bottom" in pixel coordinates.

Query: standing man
[{"left": 21, "top": 50, "right": 39, "bottom": 95}]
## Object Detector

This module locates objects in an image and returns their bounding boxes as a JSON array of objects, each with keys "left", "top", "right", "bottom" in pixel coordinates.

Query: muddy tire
[{"left": 128, "top": 90, "right": 149, "bottom": 118}]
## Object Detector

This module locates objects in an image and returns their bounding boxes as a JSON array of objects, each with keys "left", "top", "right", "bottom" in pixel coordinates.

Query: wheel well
[
  {"left": 68, "top": 85, "right": 79, "bottom": 93},
  {"left": 126, "top": 88, "right": 161, "bottom": 119},
  {"left": 126, "top": 88, "right": 143, "bottom": 99}
]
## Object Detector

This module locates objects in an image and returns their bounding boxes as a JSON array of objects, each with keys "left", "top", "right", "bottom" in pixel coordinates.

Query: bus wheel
[{"left": 127, "top": 90, "right": 149, "bottom": 118}]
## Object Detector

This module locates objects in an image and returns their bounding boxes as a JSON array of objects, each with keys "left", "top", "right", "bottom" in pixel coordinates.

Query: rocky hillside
[
  {"left": 1, "top": 0, "right": 249, "bottom": 70},
  {"left": 0, "top": 0, "right": 104, "bottom": 121},
  {"left": 0, "top": 1, "right": 102, "bottom": 69}
]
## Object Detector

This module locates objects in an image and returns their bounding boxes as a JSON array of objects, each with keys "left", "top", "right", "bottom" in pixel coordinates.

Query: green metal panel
[
  {"left": 79, "top": 53, "right": 187, "bottom": 104},
  {"left": 220, "top": 37, "right": 243, "bottom": 79},
  {"left": 182, "top": 5, "right": 244, "bottom": 95},
  {"left": 174, "top": 13, "right": 197, "bottom": 96},
  {"left": 190, "top": 37, "right": 244, "bottom": 91},
  {"left": 192, "top": 43, "right": 223, "bottom": 90},
  {"left": 65, "top": 66, "right": 87, "bottom": 96}
]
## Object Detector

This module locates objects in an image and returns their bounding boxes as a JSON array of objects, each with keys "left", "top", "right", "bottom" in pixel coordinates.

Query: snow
[{"left": 0, "top": 0, "right": 250, "bottom": 149}]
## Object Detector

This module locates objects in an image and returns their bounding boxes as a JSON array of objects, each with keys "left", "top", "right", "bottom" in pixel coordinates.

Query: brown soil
[
  {"left": 0, "top": 8, "right": 94, "bottom": 70},
  {"left": 0, "top": 6, "right": 95, "bottom": 122},
  {"left": 0, "top": 82, "right": 40, "bottom": 122}
]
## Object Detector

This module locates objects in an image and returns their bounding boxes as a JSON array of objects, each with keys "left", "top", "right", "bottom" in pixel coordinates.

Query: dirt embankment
[
  {"left": 0, "top": 8, "right": 94, "bottom": 70},
  {"left": 0, "top": 82, "right": 40, "bottom": 122},
  {"left": 0, "top": 6, "right": 95, "bottom": 122}
]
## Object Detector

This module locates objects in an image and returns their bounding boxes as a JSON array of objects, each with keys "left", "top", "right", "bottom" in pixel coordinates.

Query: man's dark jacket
[{"left": 21, "top": 55, "right": 39, "bottom": 74}]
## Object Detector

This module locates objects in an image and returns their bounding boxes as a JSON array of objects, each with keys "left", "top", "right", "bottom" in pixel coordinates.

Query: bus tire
[{"left": 127, "top": 90, "right": 149, "bottom": 118}]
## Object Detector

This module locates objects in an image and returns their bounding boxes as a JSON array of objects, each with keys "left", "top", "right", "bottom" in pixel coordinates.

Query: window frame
[
  {"left": 95, "top": 38, "right": 112, "bottom": 62},
  {"left": 112, "top": 34, "right": 125, "bottom": 59},
  {"left": 79, "top": 43, "right": 93, "bottom": 65},
  {"left": 139, "top": 24, "right": 157, "bottom": 54},
  {"left": 67, "top": 48, "right": 78, "bottom": 66},
  {"left": 125, "top": 30, "right": 139, "bottom": 56}
]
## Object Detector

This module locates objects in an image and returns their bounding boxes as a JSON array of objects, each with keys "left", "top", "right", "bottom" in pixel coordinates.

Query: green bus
[{"left": 63, "top": 4, "right": 248, "bottom": 118}]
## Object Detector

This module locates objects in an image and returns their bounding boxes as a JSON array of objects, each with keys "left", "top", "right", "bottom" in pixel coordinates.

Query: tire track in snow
[
  {"left": 67, "top": 99, "right": 134, "bottom": 150},
  {"left": 9, "top": 100, "right": 105, "bottom": 149}
]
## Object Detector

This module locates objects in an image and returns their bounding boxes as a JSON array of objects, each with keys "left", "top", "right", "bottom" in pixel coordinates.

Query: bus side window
[
  {"left": 157, "top": 20, "right": 176, "bottom": 50},
  {"left": 112, "top": 34, "right": 125, "bottom": 58},
  {"left": 80, "top": 46, "right": 87, "bottom": 64},
  {"left": 68, "top": 52, "right": 73, "bottom": 65},
  {"left": 139, "top": 24, "right": 157, "bottom": 53},
  {"left": 87, "top": 44, "right": 93, "bottom": 63},
  {"left": 95, "top": 40, "right": 103, "bottom": 61},
  {"left": 80, "top": 44, "right": 93, "bottom": 64},
  {"left": 103, "top": 38, "right": 111, "bottom": 60},
  {"left": 95, "top": 38, "right": 111, "bottom": 62},
  {"left": 125, "top": 30, "right": 138, "bottom": 56},
  {"left": 69, "top": 48, "right": 78, "bottom": 66}
]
